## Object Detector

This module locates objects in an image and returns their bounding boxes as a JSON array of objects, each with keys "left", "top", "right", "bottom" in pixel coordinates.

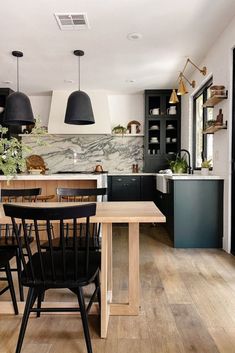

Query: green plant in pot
[
  {"left": 201, "top": 159, "right": 212, "bottom": 175},
  {"left": 169, "top": 154, "right": 188, "bottom": 173},
  {"left": 0, "top": 125, "right": 31, "bottom": 180},
  {"left": 112, "top": 124, "right": 127, "bottom": 135}
]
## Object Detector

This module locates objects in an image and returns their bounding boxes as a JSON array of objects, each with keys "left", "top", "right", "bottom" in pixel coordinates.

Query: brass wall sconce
[{"left": 169, "top": 58, "right": 207, "bottom": 103}]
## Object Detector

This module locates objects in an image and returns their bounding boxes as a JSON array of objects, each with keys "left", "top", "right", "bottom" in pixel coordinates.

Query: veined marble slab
[{"left": 22, "top": 134, "right": 144, "bottom": 174}]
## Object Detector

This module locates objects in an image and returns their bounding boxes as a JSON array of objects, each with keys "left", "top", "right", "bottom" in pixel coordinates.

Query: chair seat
[
  {"left": 41, "top": 236, "right": 100, "bottom": 250},
  {"left": 21, "top": 250, "right": 101, "bottom": 288},
  {"left": 0, "top": 249, "right": 16, "bottom": 267},
  {"left": 0, "top": 236, "right": 34, "bottom": 249}
]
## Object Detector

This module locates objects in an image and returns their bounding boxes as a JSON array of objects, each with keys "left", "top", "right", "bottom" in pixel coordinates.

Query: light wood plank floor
[{"left": 0, "top": 224, "right": 235, "bottom": 353}]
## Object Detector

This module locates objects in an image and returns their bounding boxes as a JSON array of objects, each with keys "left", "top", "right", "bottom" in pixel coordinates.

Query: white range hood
[{"left": 48, "top": 90, "right": 111, "bottom": 134}]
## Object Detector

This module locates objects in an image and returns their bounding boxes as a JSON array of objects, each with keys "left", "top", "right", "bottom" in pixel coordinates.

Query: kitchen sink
[{"left": 156, "top": 173, "right": 219, "bottom": 193}]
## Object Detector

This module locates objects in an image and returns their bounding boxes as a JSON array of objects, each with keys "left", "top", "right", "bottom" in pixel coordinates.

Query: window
[{"left": 193, "top": 78, "right": 213, "bottom": 169}]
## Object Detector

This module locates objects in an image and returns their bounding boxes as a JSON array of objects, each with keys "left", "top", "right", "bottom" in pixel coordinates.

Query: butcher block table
[{"left": 0, "top": 201, "right": 165, "bottom": 338}]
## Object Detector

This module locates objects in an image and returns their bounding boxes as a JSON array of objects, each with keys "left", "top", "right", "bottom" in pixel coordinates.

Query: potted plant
[
  {"left": 112, "top": 124, "right": 127, "bottom": 135},
  {"left": 201, "top": 159, "right": 212, "bottom": 175},
  {"left": 169, "top": 154, "right": 188, "bottom": 173},
  {"left": 0, "top": 125, "right": 31, "bottom": 181}
]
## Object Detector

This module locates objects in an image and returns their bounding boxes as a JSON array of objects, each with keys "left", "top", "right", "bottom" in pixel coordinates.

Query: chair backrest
[
  {"left": 56, "top": 187, "right": 107, "bottom": 202},
  {"left": 3, "top": 203, "right": 97, "bottom": 285},
  {"left": 1, "top": 188, "right": 42, "bottom": 202}
]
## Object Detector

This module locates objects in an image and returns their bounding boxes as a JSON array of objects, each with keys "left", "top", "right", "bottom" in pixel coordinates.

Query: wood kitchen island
[{"left": 0, "top": 173, "right": 108, "bottom": 201}]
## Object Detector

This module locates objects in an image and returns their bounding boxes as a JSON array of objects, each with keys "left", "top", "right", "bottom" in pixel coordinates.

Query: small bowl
[
  {"left": 0, "top": 107, "right": 4, "bottom": 113},
  {"left": 29, "top": 169, "right": 42, "bottom": 175}
]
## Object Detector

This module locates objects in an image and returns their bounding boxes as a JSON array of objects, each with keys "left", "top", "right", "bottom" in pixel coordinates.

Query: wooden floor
[{"left": 1, "top": 224, "right": 235, "bottom": 353}]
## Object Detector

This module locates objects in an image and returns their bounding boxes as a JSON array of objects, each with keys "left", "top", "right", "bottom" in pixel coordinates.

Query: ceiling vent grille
[{"left": 54, "top": 13, "right": 90, "bottom": 30}]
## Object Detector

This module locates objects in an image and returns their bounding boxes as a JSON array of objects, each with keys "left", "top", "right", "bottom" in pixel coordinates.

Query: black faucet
[{"left": 178, "top": 149, "right": 193, "bottom": 174}]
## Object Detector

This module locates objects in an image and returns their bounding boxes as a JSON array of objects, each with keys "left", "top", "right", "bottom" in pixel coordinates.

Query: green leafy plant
[
  {"left": 201, "top": 159, "right": 212, "bottom": 168},
  {"left": 24, "top": 116, "right": 48, "bottom": 146},
  {"left": 205, "top": 120, "right": 217, "bottom": 128},
  {"left": 0, "top": 125, "right": 31, "bottom": 178},
  {"left": 112, "top": 124, "right": 127, "bottom": 135},
  {"left": 169, "top": 154, "right": 188, "bottom": 173}
]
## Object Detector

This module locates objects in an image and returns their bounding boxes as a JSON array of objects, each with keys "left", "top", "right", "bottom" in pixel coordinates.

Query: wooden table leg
[
  {"left": 110, "top": 222, "right": 140, "bottom": 315},
  {"left": 128, "top": 222, "right": 139, "bottom": 314},
  {"left": 100, "top": 222, "right": 111, "bottom": 338},
  {"left": 107, "top": 224, "right": 112, "bottom": 303}
]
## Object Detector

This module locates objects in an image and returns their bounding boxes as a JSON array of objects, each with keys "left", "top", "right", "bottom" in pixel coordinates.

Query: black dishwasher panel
[{"left": 109, "top": 176, "right": 141, "bottom": 201}]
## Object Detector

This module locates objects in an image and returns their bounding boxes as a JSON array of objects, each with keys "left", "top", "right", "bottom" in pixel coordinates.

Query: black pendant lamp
[
  {"left": 4, "top": 51, "right": 34, "bottom": 126},
  {"left": 64, "top": 50, "right": 94, "bottom": 125}
]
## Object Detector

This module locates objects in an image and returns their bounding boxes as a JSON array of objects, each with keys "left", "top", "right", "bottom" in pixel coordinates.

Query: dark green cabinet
[
  {"left": 108, "top": 176, "right": 141, "bottom": 201},
  {"left": 167, "top": 179, "right": 224, "bottom": 248},
  {"left": 144, "top": 89, "right": 181, "bottom": 172},
  {"left": 108, "top": 175, "right": 156, "bottom": 202}
]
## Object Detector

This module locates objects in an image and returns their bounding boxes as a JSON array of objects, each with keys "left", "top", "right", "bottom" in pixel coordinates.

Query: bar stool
[{"left": 0, "top": 188, "right": 42, "bottom": 301}]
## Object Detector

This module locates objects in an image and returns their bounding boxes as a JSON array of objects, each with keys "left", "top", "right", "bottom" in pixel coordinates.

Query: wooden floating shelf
[
  {"left": 203, "top": 92, "right": 228, "bottom": 107},
  {"left": 203, "top": 124, "right": 227, "bottom": 134}
]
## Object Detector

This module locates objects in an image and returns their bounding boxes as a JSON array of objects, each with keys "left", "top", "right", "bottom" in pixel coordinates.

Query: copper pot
[{"left": 94, "top": 165, "right": 103, "bottom": 172}]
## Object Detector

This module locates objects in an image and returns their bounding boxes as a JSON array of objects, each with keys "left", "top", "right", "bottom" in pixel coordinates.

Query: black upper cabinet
[
  {"left": 0, "top": 88, "right": 22, "bottom": 137},
  {"left": 144, "top": 90, "right": 181, "bottom": 172}
]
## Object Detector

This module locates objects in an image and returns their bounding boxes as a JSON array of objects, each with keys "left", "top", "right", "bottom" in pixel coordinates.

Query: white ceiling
[{"left": 1, "top": 0, "right": 235, "bottom": 95}]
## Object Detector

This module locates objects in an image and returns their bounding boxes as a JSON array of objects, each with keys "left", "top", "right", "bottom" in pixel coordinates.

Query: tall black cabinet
[{"left": 144, "top": 89, "right": 181, "bottom": 172}]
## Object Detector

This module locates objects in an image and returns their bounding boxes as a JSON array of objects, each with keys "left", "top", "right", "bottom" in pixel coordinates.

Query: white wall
[
  {"left": 181, "top": 15, "right": 235, "bottom": 252},
  {"left": 29, "top": 92, "right": 145, "bottom": 133},
  {"left": 29, "top": 95, "right": 52, "bottom": 126},
  {"left": 108, "top": 94, "right": 144, "bottom": 133}
]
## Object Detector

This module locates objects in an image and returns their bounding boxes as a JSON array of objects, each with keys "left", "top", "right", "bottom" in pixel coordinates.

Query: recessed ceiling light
[
  {"left": 126, "top": 79, "right": 135, "bottom": 83},
  {"left": 127, "top": 32, "right": 143, "bottom": 40},
  {"left": 64, "top": 79, "right": 74, "bottom": 83},
  {"left": 2, "top": 80, "right": 12, "bottom": 84}
]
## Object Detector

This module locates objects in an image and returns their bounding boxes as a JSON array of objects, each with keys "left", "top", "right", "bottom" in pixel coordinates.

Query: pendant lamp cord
[
  {"left": 17, "top": 56, "right": 19, "bottom": 92},
  {"left": 78, "top": 55, "right": 80, "bottom": 91}
]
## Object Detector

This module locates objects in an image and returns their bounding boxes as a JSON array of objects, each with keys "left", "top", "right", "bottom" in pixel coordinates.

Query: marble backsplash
[{"left": 22, "top": 134, "right": 144, "bottom": 173}]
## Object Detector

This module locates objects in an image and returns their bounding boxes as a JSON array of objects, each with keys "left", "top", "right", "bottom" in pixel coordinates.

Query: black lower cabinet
[
  {"left": 108, "top": 175, "right": 156, "bottom": 202},
  {"left": 167, "top": 179, "right": 224, "bottom": 248}
]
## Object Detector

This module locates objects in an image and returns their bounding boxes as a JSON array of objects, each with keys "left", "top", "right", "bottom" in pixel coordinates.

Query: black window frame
[{"left": 193, "top": 77, "right": 213, "bottom": 170}]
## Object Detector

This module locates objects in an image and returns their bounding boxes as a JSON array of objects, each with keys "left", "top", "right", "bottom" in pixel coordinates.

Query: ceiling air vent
[{"left": 54, "top": 13, "right": 90, "bottom": 30}]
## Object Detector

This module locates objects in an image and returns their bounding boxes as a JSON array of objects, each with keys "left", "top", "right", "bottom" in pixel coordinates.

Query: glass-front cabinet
[{"left": 144, "top": 89, "right": 181, "bottom": 172}]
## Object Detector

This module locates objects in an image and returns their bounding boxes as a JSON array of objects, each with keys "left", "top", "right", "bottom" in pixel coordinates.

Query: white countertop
[
  {"left": 164, "top": 174, "right": 223, "bottom": 180},
  {"left": 0, "top": 173, "right": 106, "bottom": 181},
  {"left": 108, "top": 172, "right": 156, "bottom": 176},
  {"left": 156, "top": 173, "right": 223, "bottom": 193},
  {"left": 0, "top": 173, "right": 108, "bottom": 188}
]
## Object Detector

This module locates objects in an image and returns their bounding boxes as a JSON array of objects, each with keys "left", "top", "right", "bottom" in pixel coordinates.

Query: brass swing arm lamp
[
  {"left": 179, "top": 72, "right": 196, "bottom": 88},
  {"left": 186, "top": 58, "right": 207, "bottom": 76},
  {"left": 169, "top": 57, "right": 207, "bottom": 103}
]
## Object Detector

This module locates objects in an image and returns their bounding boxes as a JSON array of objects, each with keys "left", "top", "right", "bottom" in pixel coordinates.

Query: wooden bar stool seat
[
  {"left": 36, "top": 195, "right": 55, "bottom": 202},
  {"left": 24, "top": 194, "right": 55, "bottom": 202}
]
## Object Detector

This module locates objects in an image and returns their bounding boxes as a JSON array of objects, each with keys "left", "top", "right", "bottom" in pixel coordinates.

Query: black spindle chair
[
  {"left": 41, "top": 187, "right": 107, "bottom": 251},
  {"left": 3, "top": 203, "right": 100, "bottom": 353},
  {"left": 0, "top": 249, "right": 18, "bottom": 315},
  {"left": 0, "top": 188, "right": 42, "bottom": 301}
]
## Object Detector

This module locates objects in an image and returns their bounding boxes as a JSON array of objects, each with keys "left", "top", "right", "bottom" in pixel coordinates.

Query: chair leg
[
  {"left": 5, "top": 262, "right": 18, "bottom": 315},
  {"left": 77, "top": 287, "right": 93, "bottom": 353},
  {"left": 16, "top": 250, "right": 24, "bottom": 301},
  {"left": 95, "top": 272, "right": 101, "bottom": 312},
  {"left": 15, "top": 287, "right": 37, "bottom": 353},
  {"left": 37, "top": 290, "right": 43, "bottom": 318}
]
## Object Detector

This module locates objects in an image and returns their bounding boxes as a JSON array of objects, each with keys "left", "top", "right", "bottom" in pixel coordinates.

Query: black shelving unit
[{"left": 144, "top": 89, "right": 181, "bottom": 172}]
